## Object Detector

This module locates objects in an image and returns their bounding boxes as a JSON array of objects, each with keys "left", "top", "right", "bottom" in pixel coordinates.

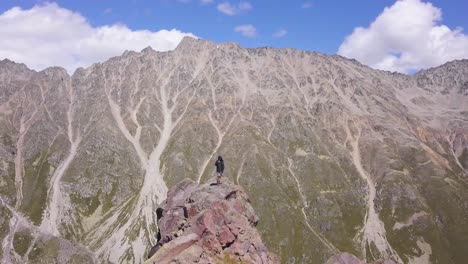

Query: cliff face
[
  {"left": 1, "top": 36, "right": 467, "bottom": 263},
  {"left": 146, "top": 178, "right": 278, "bottom": 264}
]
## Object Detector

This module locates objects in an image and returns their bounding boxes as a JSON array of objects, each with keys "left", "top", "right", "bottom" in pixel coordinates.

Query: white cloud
[
  {"left": 177, "top": 0, "right": 214, "bottom": 5},
  {"left": 0, "top": 3, "right": 196, "bottom": 73},
  {"left": 338, "top": 0, "right": 468, "bottom": 73},
  {"left": 217, "top": 1, "right": 252, "bottom": 16},
  {"left": 234, "top": 24, "right": 256, "bottom": 37},
  {"left": 273, "top": 29, "right": 288, "bottom": 38},
  {"left": 218, "top": 2, "right": 236, "bottom": 15},
  {"left": 238, "top": 2, "right": 252, "bottom": 11},
  {"left": 200, "top": 0, "right": 214, "bottom": 4},
  {"left": 302, "top": 1, "right": 313, "bottom": 9}
]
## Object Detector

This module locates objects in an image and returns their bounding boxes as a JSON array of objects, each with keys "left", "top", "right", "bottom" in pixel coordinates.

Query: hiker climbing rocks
[{"left": 215, "top": 156, "right": 224, "bottom": 184}]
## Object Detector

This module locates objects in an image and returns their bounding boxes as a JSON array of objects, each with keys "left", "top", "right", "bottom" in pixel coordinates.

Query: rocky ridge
[
  {"left": 0, "top": 37, "right": 467, "bottom": 263},
  {"left": 145, "top": 178, "right": 278, "bottom": 264}
]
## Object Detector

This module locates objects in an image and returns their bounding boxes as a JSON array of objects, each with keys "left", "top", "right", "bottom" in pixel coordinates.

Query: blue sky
[{"left": 1, "top": 0, "right": 467, "bottom": 73}]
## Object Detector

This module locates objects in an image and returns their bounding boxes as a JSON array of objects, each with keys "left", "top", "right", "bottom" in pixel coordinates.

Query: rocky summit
[
  {"left": 145, "top": 178, "right": 278, "bottom": 264},
  {"left": 0, "top": 36, "right": 467, "bottom": 263}
]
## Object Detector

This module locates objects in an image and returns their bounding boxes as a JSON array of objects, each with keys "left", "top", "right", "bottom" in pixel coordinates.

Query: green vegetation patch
[
  {"left": 102, "top": 182, "right": 118, "bottom": 213},
  {"left": 334, "top": 199, "right": 364, "bottom": 255},
  {"left": 70, "top": 191, "right": 101, "bottom": 217},
  {"left": 66, "top": 254, "right": 94, "bottom": 264},
  {"left": 0, "top": 161, "right": 15, "bottom": 203},
  {"left": 0, "top": 207, "right": 13, "bottom": 250},
  {"left": 420, "top": 174, "right": 468, "bottom": 264},
  {"left": 458, "top": 148, "right": 468, "bottom": 170},
  {"left": 29, "top": 237, "right": 60, "bottom": 263},
  {"left": 219, "top": 253, "right": 248, "bottom": 264},
  {"left": 20, "top": 151, "right": 51, "bottom": 225},
  {"left": 13, "top": 231, "right": 33, "bottom": 257}
]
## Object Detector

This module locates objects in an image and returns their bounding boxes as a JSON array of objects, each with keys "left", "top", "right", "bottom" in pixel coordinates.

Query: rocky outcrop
[{"left": 145, "top": 178, "right": 278, "bottom": 264}]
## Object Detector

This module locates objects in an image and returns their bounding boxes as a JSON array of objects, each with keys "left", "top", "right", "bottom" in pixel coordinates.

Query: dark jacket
[{"left": 215, "top": 159, "right": 224, "bottom": 173}]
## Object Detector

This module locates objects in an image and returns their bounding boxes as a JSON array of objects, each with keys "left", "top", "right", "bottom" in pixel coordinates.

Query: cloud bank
[
  {"left": 338, "top": 0, "right": 468, "bottom": 73},
  {"left": 0, "top": 3, "right": 196, "bottom": 73},
  {"left": 273, "top": 29, "right": 288, "bottom": 38},
  {"left": 217, "top": 1, "right": 252, "bottom": 16},
  {"left": 234, "top": 24, "right": 257, "bottom": 37}
]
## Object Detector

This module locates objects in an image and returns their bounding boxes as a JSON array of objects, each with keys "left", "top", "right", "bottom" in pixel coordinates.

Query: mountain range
[{"left": 0, "top": 37, "right": 467, "bottom": 263}]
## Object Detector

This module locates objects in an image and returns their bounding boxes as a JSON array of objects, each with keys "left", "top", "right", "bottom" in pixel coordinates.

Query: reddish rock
[
  {"left": 233, "top": 199, "right": 246, "bottom": 215},
  {"left": 145, "top": 178, "right": 279, "bottom": 264},
  {"left": 227, "top": 223, "right": 242, "bottom": 236},
  {"left": 217, "top": 226, "right": 236, "bottom": 247},
  {"left": 188, "top": 206, "right": 199, "bottom": 217},
  {"left": 228, "top": 241, "right": 251, "bottom": 256}
]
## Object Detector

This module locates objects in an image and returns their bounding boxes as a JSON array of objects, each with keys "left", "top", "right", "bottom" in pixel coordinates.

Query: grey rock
[{"left": 0, "top": 37, "right": 467, "bottom": 263}]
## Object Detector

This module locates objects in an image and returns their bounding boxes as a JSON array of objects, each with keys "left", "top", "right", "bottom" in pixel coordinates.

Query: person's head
[{"left": 218, "top": 155, "right": 223, "bottom": 161}]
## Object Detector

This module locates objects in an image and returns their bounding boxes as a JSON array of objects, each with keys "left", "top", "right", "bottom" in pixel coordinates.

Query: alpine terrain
[
  {"left": 145, "top": 177, "right": 279, "bottom": 264},
  {"left": 0, "top": 37, "right": 467, "bottom": 263}
]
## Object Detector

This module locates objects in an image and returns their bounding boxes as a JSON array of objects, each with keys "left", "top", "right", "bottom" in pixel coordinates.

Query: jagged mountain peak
[
  {"left": 176, "top": 36, "right": 241, "bottom": 52},
  {"left": 418, "top": 59, "right": 468, "bottom": 73},
  {"left": 0, "top": 59, "right": 35, "bottom": 76},
  {"left": 0, "top": 58, "right": 28, "bottom": 68},
  {"left": 415, "top": 59, "right": 468, "bottom": 95},
  {"left": 0, "top": 38, "right": 467, "bottom": 264}
]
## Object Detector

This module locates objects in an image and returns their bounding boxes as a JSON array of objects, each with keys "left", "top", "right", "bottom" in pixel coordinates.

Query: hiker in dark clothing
[{"left": 215, "top": 156, "right": 224, "bottom": 184}]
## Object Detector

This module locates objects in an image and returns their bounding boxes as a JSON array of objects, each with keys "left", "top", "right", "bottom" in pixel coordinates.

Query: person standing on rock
[{"left": 215, "top": 156, "right": 224, "bottom": 185}]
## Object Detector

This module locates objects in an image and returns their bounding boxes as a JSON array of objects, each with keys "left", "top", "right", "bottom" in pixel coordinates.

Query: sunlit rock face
[
  {"left": 0, "top": 37, "right": 467, "bottom": 263},
  {"left": 146, "top": 178, "right": 278, "bottom": 264}
]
